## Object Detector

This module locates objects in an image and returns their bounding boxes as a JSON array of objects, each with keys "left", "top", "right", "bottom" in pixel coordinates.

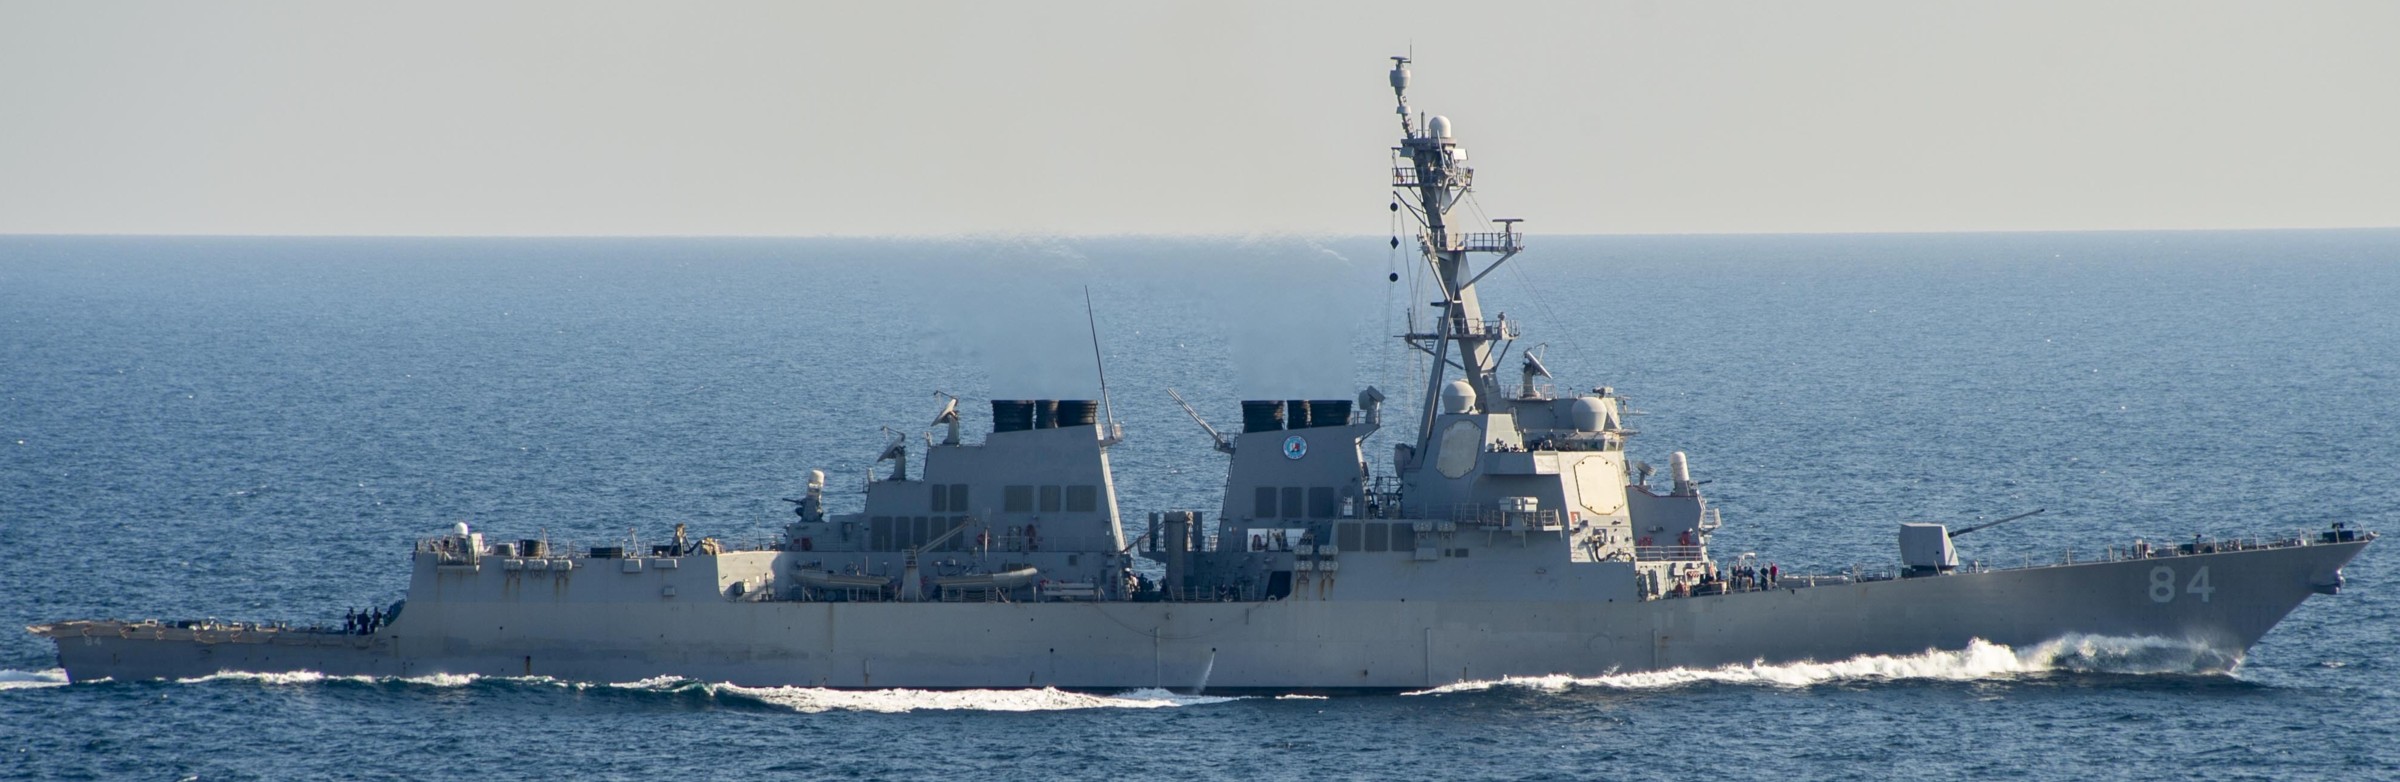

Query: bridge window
[
  {"left": 1337, "top": 522, "right": 1362, "bottom": 552},
  {"left": 1282, "top": 488, "right": 1304, "bottom": 520},
  {"left": 1254, "top": 487, "right": 1277, "bottom": 518},
  {"left": 1391, "top": 524, "right": 1416, "bottom": 551},
  {"left": 1039, "top": 485, "right": 1062, "bottom": 513},
  {"left": 1066, "top": 485, "right": 1098, "bottom": 513},
  {"left": 933, "top": 484, "right": 968, "bottom": 512},
  {"left": 1365, "top": 524, "right": 1390, "bottom": 552},
  {"left": 1004, "top": 485, "right": 1033, "bottom": 513},
  {"left": 870, "top": 516, "right": 893, "bottom": 549},
  {"left": 1308, "top": 487, "right": 1338, "bottom": 519}
]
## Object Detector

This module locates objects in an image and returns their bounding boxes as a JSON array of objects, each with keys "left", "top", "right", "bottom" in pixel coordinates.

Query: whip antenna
[{"left": 1084, "top": 286, "right": 1115, "bottom": 427}]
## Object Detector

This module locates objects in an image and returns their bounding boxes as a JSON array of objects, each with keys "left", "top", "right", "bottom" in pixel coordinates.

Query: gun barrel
[{"left": 1949, "top": 508, "right": 2046, "bottom": 538}]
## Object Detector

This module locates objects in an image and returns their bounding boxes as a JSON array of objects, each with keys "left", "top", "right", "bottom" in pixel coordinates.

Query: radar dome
[
  {"left": 1572, "top": 397, "right": 1607, "bottom": 432},
  {"left": 1442, "top": 379, "right": 1478, "bottom": 414},
  {"left": 1429, "top": 115, "right": 1453, "bottom": 139}
]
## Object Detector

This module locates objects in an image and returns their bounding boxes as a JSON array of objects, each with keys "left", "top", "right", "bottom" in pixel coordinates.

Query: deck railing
[
  {"left": 1450, "top": 231, "right": 1523, "bottom": 253},
  {"left": 1634, "top": 544, "right": 1706, "bottom": 562}
]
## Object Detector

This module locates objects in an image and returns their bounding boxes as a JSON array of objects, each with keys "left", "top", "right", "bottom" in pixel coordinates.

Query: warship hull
[
  {"left": 28, "top": 59, "right": 2379, "bottom": 693},
  {"left": 39, "top": 540, "right": 2365, "bottom": 689}
]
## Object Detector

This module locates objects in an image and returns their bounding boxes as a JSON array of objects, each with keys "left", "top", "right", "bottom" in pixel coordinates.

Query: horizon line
[{"left": 6, "top": 225, "right": 2399, "bottom": 242}]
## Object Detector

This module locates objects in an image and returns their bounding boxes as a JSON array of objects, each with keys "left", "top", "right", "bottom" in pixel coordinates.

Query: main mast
[{"left": 1389, "top": 56, "right": 1524, "bottom": 459}]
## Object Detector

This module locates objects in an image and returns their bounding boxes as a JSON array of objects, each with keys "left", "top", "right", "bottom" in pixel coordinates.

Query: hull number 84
[{"left": 2148, "top": 565, "right": 2214, "bottom": 603}]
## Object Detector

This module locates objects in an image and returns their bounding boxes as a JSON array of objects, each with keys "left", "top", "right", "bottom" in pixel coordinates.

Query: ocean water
[{"left": 2, "top": 231, "right": 2395, "bottom": 780}]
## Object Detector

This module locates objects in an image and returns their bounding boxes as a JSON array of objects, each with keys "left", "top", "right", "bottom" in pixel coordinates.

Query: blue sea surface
[{"left": 3, "top": 232, "right": 2396, "bottom": 780}]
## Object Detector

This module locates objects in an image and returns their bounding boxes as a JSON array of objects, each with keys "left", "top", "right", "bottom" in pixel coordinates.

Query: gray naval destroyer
[{"left": 35, "top": 59, "right": 2375, "bottom": 690}]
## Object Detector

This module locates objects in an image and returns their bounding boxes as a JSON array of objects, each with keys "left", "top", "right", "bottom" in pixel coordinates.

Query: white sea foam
[
  {"left": 177, "top": 670, "right": 337, "bottom": 686},
  {"left": 394, "top": 672, "right": 483, "bottom": 688},
  {"left": 150, "top": 670, "right": 1241, "bottom": 711},
  {"left": 2021, "top": 633, "right": 2243, "bottom": 674},
  {"left": 1405, "top": 635, "right": 2234, "bottom": 695},
  {"left": 700, "top": 683, "right": 1243, "bottom": 714},
  {"left": 0, "top": 668, "right": 70, "bottom": 690},
  {"left": 171, "top": 670, "right": 487, "bottom": 687},
  {"left": 605, "top": 675, "right": 693, "bottom": 691}
]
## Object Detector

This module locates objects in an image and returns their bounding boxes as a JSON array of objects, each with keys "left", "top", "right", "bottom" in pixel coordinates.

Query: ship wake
[
  {"left": 615, "top": 678, "right": 1245, "bottom": 713},
  {"left": 1406, "top": 635, "right": 2242, "bottom": 695},
  {"left": 0, "top": 668, "right": 70, "bottom": 690},
  {"left": 174, "top": 670, "right": 484, "bottom": 687},
  {"left": 149, "top": 671, "right": 1245, "bottom": 711}
]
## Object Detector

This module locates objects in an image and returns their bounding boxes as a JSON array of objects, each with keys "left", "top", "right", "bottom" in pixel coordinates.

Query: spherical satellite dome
[
  {"left": 1442, "top": 379, "right": 1478, "bottom": 414},
  {"left": 1572, "top": 397, "right": 1608, "bottom": 432}
]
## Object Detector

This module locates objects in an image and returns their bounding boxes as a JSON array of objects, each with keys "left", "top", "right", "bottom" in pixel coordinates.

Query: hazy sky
[{"left": 3, "top": 1, "right": 2394, "bottom": 236}]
